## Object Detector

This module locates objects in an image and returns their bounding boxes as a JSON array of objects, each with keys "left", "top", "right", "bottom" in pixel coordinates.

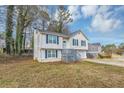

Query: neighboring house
[
  {"left": 34, "top": 30, "right": 88, "bottom": 62},
  {"left": 0, "top": 37, "right": 5, "bottom": 53},
  {"left": 87, "top": 43, "right": 101, "bottom": 58}
]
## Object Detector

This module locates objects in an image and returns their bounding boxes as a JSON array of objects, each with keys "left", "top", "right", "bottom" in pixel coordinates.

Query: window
[
  {"left": 47, "top": 50, "right": 51, "bottom": 57},
  {"left": 47, "top": 34, "right": 59, "bottom": 44},
  {"left": 46, "top": 50, "right": 58, "bottom": 58},
  {"left": 48, "top": 35, "right": 52, "bottom": 43},
  {"left": 53, "top": 35, "right": 57, "bottom": 43},
  {"left": 81, "top": 40, "right": 86, "bottom": 46},
  {"left": 52, "top": 50, "right": 56, "bottom": 57},
  {"left": 73, "top": 39, "right": 78, "bottom": 46}
]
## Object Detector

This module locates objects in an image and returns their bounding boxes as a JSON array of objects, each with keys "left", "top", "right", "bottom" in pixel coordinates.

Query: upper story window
[
  {"left": 46, "top": 34, "right": 59, "bottom": 44},
  {"left": 81, "top": 40, "right": 86, "bottom": 46},
  {"left": 73, "top": 39, "right": 78, "bottom": 46}
]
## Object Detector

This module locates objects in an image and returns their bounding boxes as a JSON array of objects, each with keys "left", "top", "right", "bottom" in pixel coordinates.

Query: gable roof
[
  {"left": 89, "top": 43, "right": 101, "bottom": 46},
  {"left": 70, "top": 30, "right": 88, "bottom": 40},
  {"left": 35, "top": 28, "right": 88, "bottom": 40},
  {"left": 40, "top": 31, "right": 69, "bottom": 38},
  {"left": 36, "top": 28, "right": 69, "bottom": 38}
]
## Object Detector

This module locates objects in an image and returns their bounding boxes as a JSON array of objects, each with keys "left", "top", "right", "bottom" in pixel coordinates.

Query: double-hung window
[
  {"left": 48, "top": 35, "right": 52, "bottom": 43},
  {"left": 53, "top": 35, "right": 57, "bottom": 43},
  {"left": 47, "top": 34, "right": 59, "bottom": 44},
  {"left": 81, "top": 40, "right": 86, "bottom": 46},
  {"left": 73, "top": 39, "right": 78, "bottom": 46},
  {"left": 45, "top": 50, "right": 58, "bottom": 58}
]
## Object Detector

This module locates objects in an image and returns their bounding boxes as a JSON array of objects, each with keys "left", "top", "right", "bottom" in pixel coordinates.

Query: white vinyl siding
[
  {"left": 81, "top": 40, "right": 86, "bottom": 46},
  {"left": 34, "top": 30, "right": 88, "bottom": 62}
]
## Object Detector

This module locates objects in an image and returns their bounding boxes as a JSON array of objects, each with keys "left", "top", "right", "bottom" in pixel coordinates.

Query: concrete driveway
[{"left": 84, "top": 59, "right": 124, "bottom": 67}]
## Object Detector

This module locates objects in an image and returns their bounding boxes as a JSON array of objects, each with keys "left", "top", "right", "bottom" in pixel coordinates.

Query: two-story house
[
  {"left": 34, "top": 30, "right": 88, "bottom": 62},
  {"left": 87, "top": 43, "right": 102, "bottom": 58}
]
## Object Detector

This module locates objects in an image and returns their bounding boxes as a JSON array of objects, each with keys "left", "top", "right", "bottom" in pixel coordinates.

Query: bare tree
[
  {"left": 5, "top": 5, "right": 14, "bottom": 55},
  {"left": 15, "top": 6, "right": 50, "bottom": 55}
]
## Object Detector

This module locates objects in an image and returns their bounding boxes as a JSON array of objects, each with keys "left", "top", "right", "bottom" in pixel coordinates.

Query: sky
[
  {"left": 0, "top": 5, "right": 124, "bottom": 46},
  {"left": 66, "top": 5, "right": 124, "bottom": 46},
  {"left": 0, "top": 6, "right": 7, "bottom": 33}
]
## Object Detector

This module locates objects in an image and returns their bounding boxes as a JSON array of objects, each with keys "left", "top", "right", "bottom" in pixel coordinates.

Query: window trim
[
  {"left": 47, "top": 34, "right": 59, "bottom": 44},
  {"left": 73, "top": 39, "right": 78, "bottom": 46},
  {"left": 81, "top": 40, "right": 86, "bottom": 46},
  {"left": 46, "top": 50, "right": 58, "bottom": 58}
]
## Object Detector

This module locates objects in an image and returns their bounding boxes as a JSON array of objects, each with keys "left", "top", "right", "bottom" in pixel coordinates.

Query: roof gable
[
  {"left": 35, "top": 29, "right": 88, "bottom": 40},
  {"left": 35, "top": 29, "right": 69, "bottom": 38},
  {"left": 70, "top": 30, "right": 88, "bottom": 40}
]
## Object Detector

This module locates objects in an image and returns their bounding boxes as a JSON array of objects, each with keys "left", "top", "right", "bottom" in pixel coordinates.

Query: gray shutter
[
  {"left": 77, "top": 40, "right": 78, "bottom": 46},
  {"left": 73, "top": 39, "right": 74, "bottom": 46},
  {"left": 56, "top": 50, "right": 58, "bottom": 58},
  {"left": 45, "top": 50, "right": 47, "bottom": 58},
  {"left": 57, "top": 36, "right": 59, "bottom": 44},
  {"left": 46, "top": 34, "right": 48, "bottom": 44}
]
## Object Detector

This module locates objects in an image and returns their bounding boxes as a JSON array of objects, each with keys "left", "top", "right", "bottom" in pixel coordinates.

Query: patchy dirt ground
[{"left": 0, "top": 57, "right": 124, "bottom": 88}]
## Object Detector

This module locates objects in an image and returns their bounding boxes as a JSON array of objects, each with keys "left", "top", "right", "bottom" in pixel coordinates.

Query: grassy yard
[{"left": 0, "top": 57, "right": 124, "bottom": 88}]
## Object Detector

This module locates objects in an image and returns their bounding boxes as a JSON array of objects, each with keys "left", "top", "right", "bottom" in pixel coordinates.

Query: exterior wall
[
  {"left": 34, "top": 30, "right": 88, "bottom": 62},
  {"left": 34, "top": 30, "right": 39, "bottom": 60},
  {"left": 87, "top": 44, "right": 101, "bottom": 58},
  {"left": 98, "top": 46, "right": 102, "bottom": 53},
  {"left": 40, "top": 33, "right": 63, "bottom": 49},
  {"left": 78, "top": 50, "right": 87, "bottom": 58},
  {"left": 34, "top": 31, "right": 63, "bottom": 62},
  {"left": 62, "top": 38, "right": 69, "bottom": 49},
  {"left": 68, "top": 32, "right": 88, "bottom": 50},
  {"left": 38, "top": 49, "right": 62, "bottom": 62},
  {"left": 87, "top": 44, "right": 101, "bottom": 53}
]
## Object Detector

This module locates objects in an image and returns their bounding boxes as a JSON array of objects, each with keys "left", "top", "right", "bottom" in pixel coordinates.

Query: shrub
[{"left": 98, "top": 53, "right": 111, "bottom": 59}]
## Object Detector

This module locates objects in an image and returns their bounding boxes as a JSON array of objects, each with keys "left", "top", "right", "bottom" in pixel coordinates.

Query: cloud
[
  {"left": 91, "top": 13, "right": 121, "bottom": 32},
  {"left": 81, "top": 5, "right": 98, "bottom": 18},
  {"left": 98, "top": 6, "right": 111, "bottom": 14},
  {"left": 81, "top": 5, "right": 122, "bottom": 32},
  {"left": 114, "top": 6, "right": 124, "bottom": 12},
  {"left": 67, "top": 6, "right": 81, "bottom": 22}
]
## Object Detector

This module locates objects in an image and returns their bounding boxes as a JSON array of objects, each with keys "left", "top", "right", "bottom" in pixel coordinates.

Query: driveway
[{"left": 84, "top": 59, "right": 124, "bottom": 67}]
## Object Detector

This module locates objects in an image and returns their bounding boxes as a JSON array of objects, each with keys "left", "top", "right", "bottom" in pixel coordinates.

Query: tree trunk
[
  {"left": 22, "top": 30, "right": 26, "bottom": 51},
  {"left": 5, "top": 5, "right": 14, "bottom": 55},
  {"left": 16, "top": 6, "right": 25, "bottom": 55}
]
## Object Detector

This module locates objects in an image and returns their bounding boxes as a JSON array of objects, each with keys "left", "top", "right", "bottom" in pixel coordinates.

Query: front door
[{"left": 63, "top": 41, "right": 66, "bottom": 49}]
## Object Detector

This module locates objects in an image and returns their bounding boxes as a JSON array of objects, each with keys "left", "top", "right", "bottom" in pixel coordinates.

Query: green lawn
[{"left": 0, "top": 57, "right": 124, "bottom": 88}]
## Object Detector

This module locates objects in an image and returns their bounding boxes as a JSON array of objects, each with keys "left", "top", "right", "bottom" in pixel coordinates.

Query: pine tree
[{"left": 55, "top": 6, "right": 73, "bottom": 33}]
